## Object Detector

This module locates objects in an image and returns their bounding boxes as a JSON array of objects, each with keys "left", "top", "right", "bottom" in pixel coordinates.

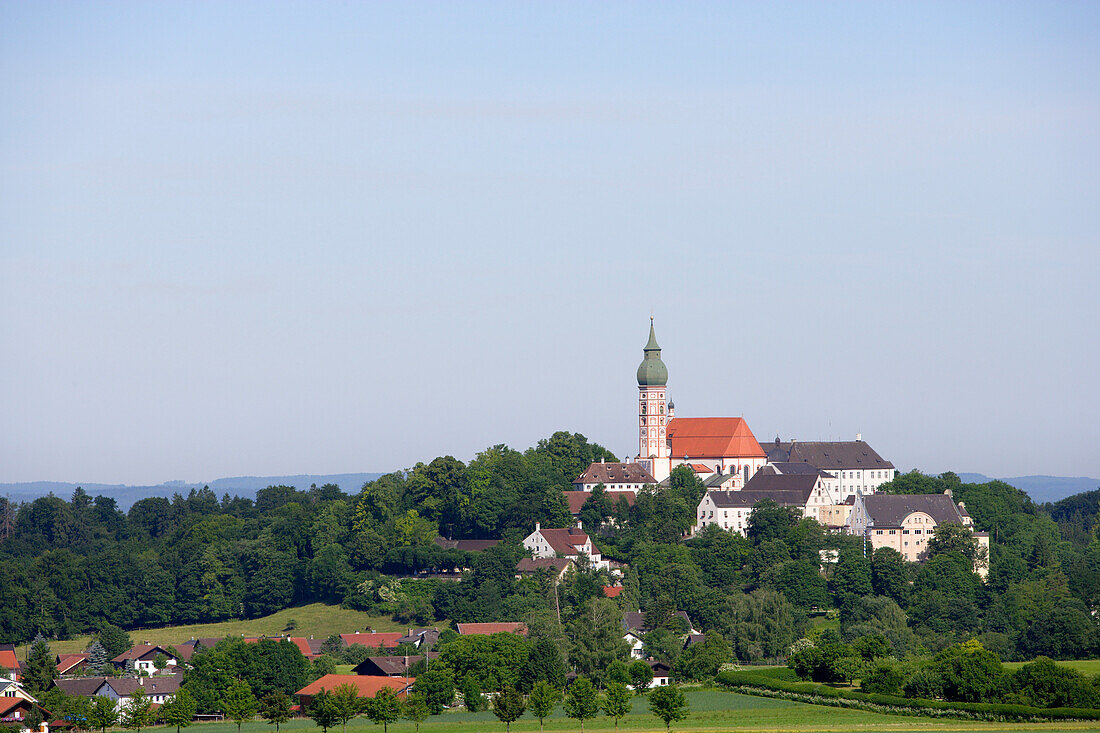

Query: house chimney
[
  {"left": 601, "top": 457, "right": 605, "bottom": 464},
  {"left": 856, "top": 433, "right": 862, "bottom": 442},
  {"left": 535, "top": 521, "right": 540, "bottom": 531}
]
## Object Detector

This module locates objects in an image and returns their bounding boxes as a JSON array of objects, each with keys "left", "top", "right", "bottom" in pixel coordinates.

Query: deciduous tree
[
  {"left": 491, "top": 685, "right": 526, "bottom": 733},
  {"left": 648, "top": 684, "right": 689, "bottom": 732},
  {"left": 563, "top": 676, "right": 599, "bottom": 733}
]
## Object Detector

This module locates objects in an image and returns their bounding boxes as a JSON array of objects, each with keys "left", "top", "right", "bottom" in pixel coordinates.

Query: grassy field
[
  {"left": 1002, "top": 658, "right": 1100, "bottom": 676},
  {"left": 49, "top": 604, "right": 411, "bottom": 655},
  {"left": 146, "top": 690, "right": 1100, "bottom": 733}
]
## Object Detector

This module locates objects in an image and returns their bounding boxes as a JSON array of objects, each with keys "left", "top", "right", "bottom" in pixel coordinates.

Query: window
[
  {"left": 875, "top": 530, "right": 883, "bottom": 535},
  {"left": 641, "top": 404, "right": 646, "bottom": 415},
  {"left": 889, "top": 530, "right": 896, "bottom": 535},
  {"left": 903, "top": 529, "right": 909, "bottom": 534}
]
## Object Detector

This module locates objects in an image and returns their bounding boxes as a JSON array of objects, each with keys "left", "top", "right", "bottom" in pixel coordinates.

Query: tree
[
  {"left": 524, "top": 637, "right": 567, "bottom": 689},
  {"left": 491, "top": 685, "right": 527, "bottom": 733},
  {"left": 122, "top": 688, "right": 154, "bottom": 733},
  {"left": 930, "top": 639, "right": 1003, "bottom": 703},
  {"left": 402, "top": 694, "right": 429, "bottom": 733},
  {"left": 648, "top": 684, "right": 689, "bottom": 732},
  {"left": 411, "top": 665, "right": 454, "bottom": 714},
  {"left": 330, "top": 683, "right": 361, "bottom": 733},
  {"left": 747, "top": 500, "right": 800, "bottom": 544},
  {"left": 563, "top": 676, "right": 600, "bottom": 733},
  {"left": 568, "top": 598, "right": 629, "bottom": 678},
  {"left": 161, "top": 689, "right": 197, "bottom": 733},
  {"left": 23, "top": 634, "right": 56, "bottom": 694},
  {"left": 527, "top": 680, "right": 560, "bottom": 733},
  {"left": 86, "top": 640, "right": 109, "bottom": 675},
  {"left": 98, "top": 623, "right": 134, "bottom": 660},
  {"left": 364, "top": 687, "right": 401, "bottom": 733},
  {"left": 460, "top": 675, "right": 484, "bottom": 712},
  {"left": 629, "top": 660, "right": 653, "bottom": 693},
  {"left": 65, "top": 695, "right": 93, "bottom": 732},
  {"left": 223, "top": 681, "right": 259, "bottom": 733},
  {"left": 89, "top": 694, "right": 119, "bottom": 733},
  {"left": 261, "top": 693, "right": 292, "bottom": 733},
  {"left": 602, "top": 681, "right": 632, "bottom": 731},
  {"left": 308, "top": 690, "right": 339, "bottom": 733}
]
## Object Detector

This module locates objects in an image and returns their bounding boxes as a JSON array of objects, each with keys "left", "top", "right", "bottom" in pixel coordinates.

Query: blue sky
[{"left": 2, "top": 2, "right": 1098, "bottom": 484}]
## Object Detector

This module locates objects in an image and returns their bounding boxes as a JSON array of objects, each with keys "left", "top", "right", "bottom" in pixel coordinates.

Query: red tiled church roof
[{"left": 666, "top": 417, "right": 766, "bottom": 459}]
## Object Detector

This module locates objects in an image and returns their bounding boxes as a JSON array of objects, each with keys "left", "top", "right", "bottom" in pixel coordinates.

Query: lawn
[
  {"left": 159, "top": 690, "right": 1100, "bottom": 733},
  {"left": 50, "top": 604, "right": 411, "bottom": 655}
]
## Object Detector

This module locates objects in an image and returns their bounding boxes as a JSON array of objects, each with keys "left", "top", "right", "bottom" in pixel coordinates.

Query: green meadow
[{"left": 169, "top": 690, "right": 1100, "bottom": 733}]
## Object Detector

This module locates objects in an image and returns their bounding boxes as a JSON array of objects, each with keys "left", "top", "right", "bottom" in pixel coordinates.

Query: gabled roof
[
  {"left": 742, "top": 472, "right": 820, "bottom": 495},
  {"left": 564, "top": 490, "right": 636, "bottom": 515},
  {"left": 704, "top": 482, "right": 815, "bottom": 509},
  {"left": 861, "top": 493, "right": 966, "bottom": 527},
  {"left": 665, "top": 418, "right": 766, "bottom": 459},
  {"left": 0, "top": 647, "right": 20, "bottom": 672},
  {"left": 296, "top": 674, "right": 412, "bottom": 699},
  {"left": 101, "top": 674, "right": 182, "bottom": 697},
  {"left": 602, "top": 586, "right": 623, "bottom": 598},
  {"left": 351, "top": 656, "right": 422, "bottom": 677},
  {"left": 54, "top": 677, "right": 108, "bottom": 697},
  {"left": 56, "top": 654, "right": 88, "bottom": 674},
  {"left": 516, "top": 557, "right": 573, "bottom": 575},
  {"left": 767, "top": 440, "right": 894, "bottom": 470},
  {"left": 534, "top": 527, "right": 590, "bottom": 555},
  {"left": 111, "top": 645, "right": 176, "bottom": 663},
  {"left": 434, "top": 537, "right": 501, "bottom": 552},
  {"left": 574, "top": 462, "right": 656, "bottom": 486},
  {"left": 621, "top": 611, "right": 692, "bottom": 634},
  {"left": 455, "top": 623, "right": 527, "bottom": 636},
  {"left": 0, "top": 697, "right": 33, "bottom": 716},
  {"left": 341, "top": 633, "right": 403, "bottom": 649},
  {"left": 761, "top": 462, "right": 835, "bottom": 478}
]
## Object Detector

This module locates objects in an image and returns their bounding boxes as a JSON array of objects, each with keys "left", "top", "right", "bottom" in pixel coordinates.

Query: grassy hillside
[{"left": 49, "top": 603, "right": 415, "bottom": 655}]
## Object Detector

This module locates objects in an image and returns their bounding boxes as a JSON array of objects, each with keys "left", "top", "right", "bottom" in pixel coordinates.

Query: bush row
[{"left": 715, "top": 670, "right": 1100, "bottom": 722}]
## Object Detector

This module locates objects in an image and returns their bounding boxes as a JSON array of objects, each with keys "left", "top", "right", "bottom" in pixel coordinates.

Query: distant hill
[
  {"left": 0, "top": 473, "right": 384, "bottom": 510},
  {"left": 957, "top": 474, "right": 1100, "bottom": 504}
]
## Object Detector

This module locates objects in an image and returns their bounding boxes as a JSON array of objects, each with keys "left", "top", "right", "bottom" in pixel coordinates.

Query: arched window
[
  {"left": 743, "top": 465, "right": 749, "bottom": 484},
  {"left": 659, "top": 403, "right": 665, "bottom": 415},
  {"left": 641, "top": 404, "right": 647, "bottom": 415}
]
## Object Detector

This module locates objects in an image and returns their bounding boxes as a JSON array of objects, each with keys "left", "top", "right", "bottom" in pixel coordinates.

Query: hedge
[{"left": 715, "top": 670, "right": 1100, "bottom": 722}]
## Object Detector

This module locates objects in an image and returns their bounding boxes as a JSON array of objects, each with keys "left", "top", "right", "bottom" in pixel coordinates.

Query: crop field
[
  {"left": 166, "top": 690, "right": 1100, "bottom": 733},
  {"left": 49, "top": 604, "right": 407, "bottom": 655}
]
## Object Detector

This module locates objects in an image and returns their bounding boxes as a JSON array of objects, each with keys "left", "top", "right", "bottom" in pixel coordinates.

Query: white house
[
  {"left": 522, "top": 523, "right": 607, "bottom": 570},
  {"left": 111, "top": 645, "right": 178, "bottom": 675}
]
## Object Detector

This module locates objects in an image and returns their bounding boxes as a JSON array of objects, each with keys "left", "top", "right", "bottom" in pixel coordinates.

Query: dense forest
[{"left": 3, "top": 430, "right": 1100, "bottom": 670}]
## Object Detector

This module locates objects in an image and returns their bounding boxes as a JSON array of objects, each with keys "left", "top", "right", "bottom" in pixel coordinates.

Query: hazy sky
[{"left": 2, "top": 2, "right": 1098, "bottom": 485}]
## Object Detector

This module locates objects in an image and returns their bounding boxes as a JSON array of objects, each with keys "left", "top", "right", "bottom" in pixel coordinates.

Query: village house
[
  {"left": 55, "top": 674, "right": 182, "bottom": 712},
  {"left": 111, "top": 645, "right": 178, "bottom": 674},
  {"left": 522, "top": 522, "right": 608, "bottom": 570},
  {"left": 295, "top": 675, "right": 412, "bottom": 707},
  {"left": 621, "top": 611, "right": 696, "bottom": 660},
  {"left": 340, "top": 633, "right": 404, "bottom": 651},
  {"left": 55, "top": 654, "right": 89, "bottom": 676},
  {"left": 0, "top": 646, "right": 21, "bottom": 681},
  {"left": 454, "top": 623, "right": 527, "bottom": 636},
  {"left": 350, "top": 656, "right": 427, "bottom": 678},
  {"left": 515, "top": 557, "right": 574, "bottom": 583}
]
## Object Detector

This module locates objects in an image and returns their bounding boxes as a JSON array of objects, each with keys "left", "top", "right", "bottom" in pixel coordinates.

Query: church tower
[{"left": 636, "top": 318, "right": 672, "bottom": 481}]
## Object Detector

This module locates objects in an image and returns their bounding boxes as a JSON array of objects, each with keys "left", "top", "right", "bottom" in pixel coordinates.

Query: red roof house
[{"left": 295, "top": 675, "right": 413, "bottom": 705}]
